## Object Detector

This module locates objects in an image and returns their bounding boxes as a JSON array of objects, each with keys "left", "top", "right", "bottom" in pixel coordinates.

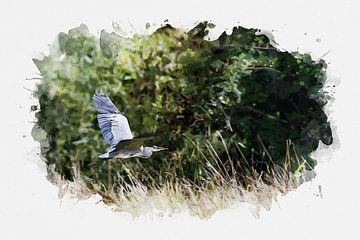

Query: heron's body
[
  {"left": 92, "top": 93, "right": 166, "bottom": 159},
  {"left": 98, "top": 147, "right": 142, "bottom": 159},
  {"left": 99, "top": 146, "right": 159, "bottom": 159}
]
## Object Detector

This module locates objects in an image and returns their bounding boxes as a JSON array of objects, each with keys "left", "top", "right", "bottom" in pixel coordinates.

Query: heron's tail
[{"left": 98, "top": 152, "right": 112, "bottom": 159}]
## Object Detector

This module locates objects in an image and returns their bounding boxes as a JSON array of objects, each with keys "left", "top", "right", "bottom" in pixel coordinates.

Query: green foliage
[{"left": 33, "top": 22, "right": 332, "bottom": 191}]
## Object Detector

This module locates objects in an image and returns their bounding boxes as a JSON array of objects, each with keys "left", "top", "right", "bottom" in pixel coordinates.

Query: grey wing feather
[
  {"left": 93, "top": 94, "right": 133, "bottom": 145},
  {"left": 92, "top": 94, "right": 121, "bottom": 114}
]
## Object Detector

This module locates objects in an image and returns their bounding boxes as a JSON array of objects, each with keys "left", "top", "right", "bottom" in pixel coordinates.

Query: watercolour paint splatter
[{"left": 31, "top": 21, "right": 333, "bottom": 218}]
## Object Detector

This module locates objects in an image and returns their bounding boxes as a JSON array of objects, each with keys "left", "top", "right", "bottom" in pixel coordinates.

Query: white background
[{"left": 0, "top": 0, "right": 359, "bottom": 239}]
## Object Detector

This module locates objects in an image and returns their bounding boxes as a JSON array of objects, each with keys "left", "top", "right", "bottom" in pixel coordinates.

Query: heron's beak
[{"left": 152, "top": 146, "right": 168, "bottom": 152}]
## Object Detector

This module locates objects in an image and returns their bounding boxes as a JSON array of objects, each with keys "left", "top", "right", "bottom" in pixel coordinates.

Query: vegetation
[{"left": 32, "top": 22, "right": 332, "bottom": 216}]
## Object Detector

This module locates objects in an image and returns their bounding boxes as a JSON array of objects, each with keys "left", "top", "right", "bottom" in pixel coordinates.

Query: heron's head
[{"left": 141, "top": 146, "right": 167, "bottom": 158}]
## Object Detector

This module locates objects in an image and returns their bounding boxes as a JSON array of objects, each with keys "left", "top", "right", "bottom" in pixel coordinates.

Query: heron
[{"left": 92, "top": 93, "right": 167, "bottom": 159}]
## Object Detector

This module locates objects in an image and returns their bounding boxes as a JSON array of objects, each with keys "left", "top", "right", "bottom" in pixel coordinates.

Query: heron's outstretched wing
[
  {"left": 92, "top": 94, "right": 133, "bottom": 145},
  {"left": 92, "top": 94, "right": 121, "bottom": 114},
  {"left": 115, "top": 135, "right": 157, "bottom": 151}
]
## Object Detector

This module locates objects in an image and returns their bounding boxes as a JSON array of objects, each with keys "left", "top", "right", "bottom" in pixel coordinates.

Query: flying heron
[{"left": 92, "top": 93, "right": 167, "bottom": 159}]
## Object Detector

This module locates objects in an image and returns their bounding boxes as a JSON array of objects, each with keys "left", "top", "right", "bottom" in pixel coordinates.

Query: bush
[{"left": 33, "top": 22, "right": 332, "bottom": 193}]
